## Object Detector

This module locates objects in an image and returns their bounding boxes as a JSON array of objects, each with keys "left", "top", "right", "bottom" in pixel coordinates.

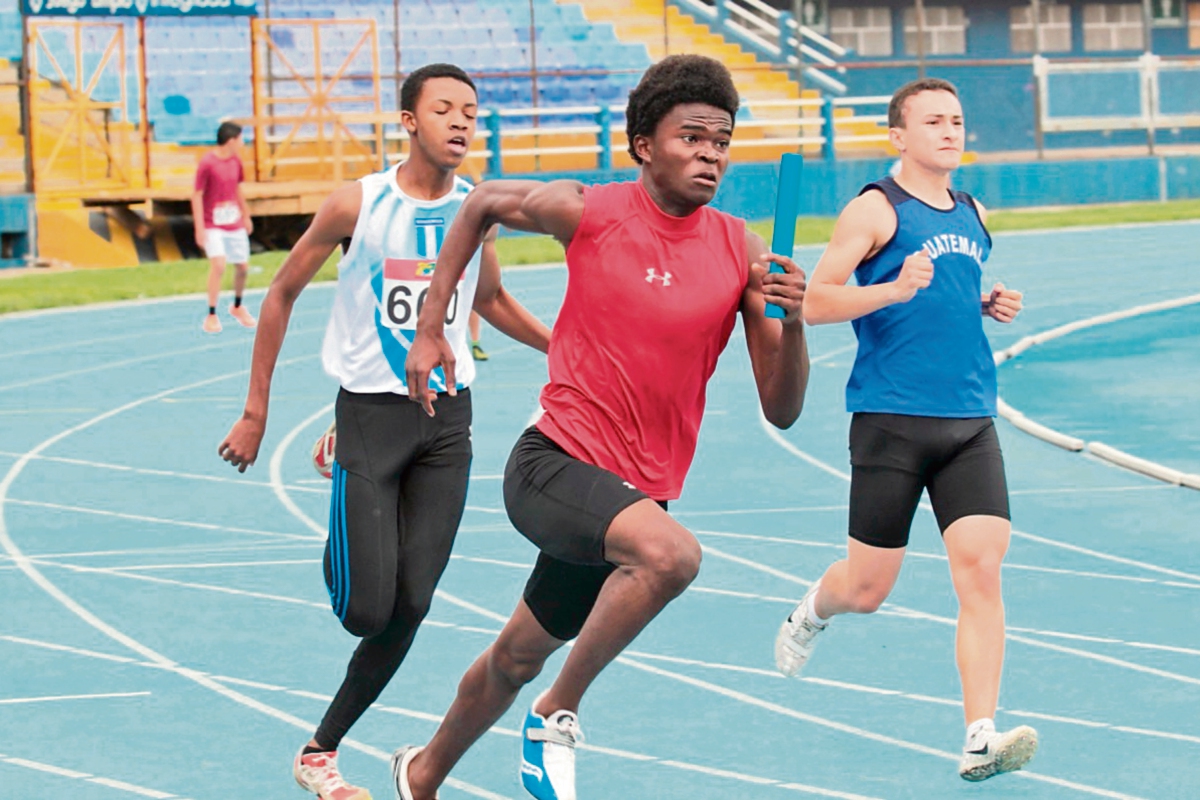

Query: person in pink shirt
[{"left": 192, "top": 121, "right": 256, "bottom": 333}]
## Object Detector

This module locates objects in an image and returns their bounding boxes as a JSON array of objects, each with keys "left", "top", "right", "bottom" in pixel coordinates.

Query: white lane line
[
  {"left": 268, "top": 403, "right": 337, "bottom": 536},
  {"left": 451, "top": 554, "right": 533, "bottom": 570},
  {"left": 0, "top": 691, "right": 151, "bottom": 705},
  {"left": 29, "top": 559, "right": 335, "bottom": 610},
  {"left": 266, "top": 402, "right": 1128, "bottom": 797},
  {"left": 87, "top": 776, "right": 177, "bottom": 798},
  {"left": 0, "top": 755, "right": 185, "bottom": 798},
  {"left": 618, "top": 649, "right": 786, "bottom": 680},
  {"left": 11, "top": 616, "right": 1198, "bottom": 772},
  {"left": 0, "top": 330, "right": 157, "bottom": 361},
  {"left": 1124, "top": 641, "right": 1200, "bottom": 657},
  {"left": 11, "top": 552, "right": 530, "bottom": 574},
  {"left": 0, "top": 360, "right": 508, "bottom": 800},
  {"left": 1010, "top": 528, "right": 1200, "bottom": 585},
  {"left": 994, "top": 218, "right": 1200, "bottom": 238},
  {"left": 1005, "top": 710, "right": 1110, "bottom": 729},
  {"left": 2, "top": 756, "right": 90, "bottom": 779},
  {"left": 0, "top": 634, "right": 141, "bottom": 664},
  {"left": 0, "top": 282, "right": 333, "bottom": 322},
  {"left": 690, "top": 585, "right": 802, "bottom": 604},
  {"left": 0, "top": 408, "right": 100, "bottom": 416},
  {"left": 691, "top": 583, "right": 1200, "bottom": 662},
  {"left": 673, "top": 505, "right": 849, "bottom": 517},
  {"left": 292, "top": 686, "right": 884, "bottom": 799},
  {"left": 692, "top": 529, "right": 1200, "bottom": 591},
  {"left": 1109, "top": 727, "right": 1200, "bottom": 745},
  {"left": 464, "top": 505, "right": 506, "bottom": 514},
  {"left": 614, "top": 654, "right": 1145, "bottom": 800},
  {"left": 1008, "top": 485, "right": 1174, "bottom": 496},
  {"left": 0, "top": 450, "right": 331, "bottom": 496},
  {"left": 757, "top": 416, "right": 851, "bottom": 482},
  {"left": 810, "top": 343, "right": 859, "bottom": 365},
  {"left": 0, "top": 540, "right": 319, "bottom": 565},
  {"left": 700, "top": 544, "right": 1200, "bottom": 687},
  {"left": 20, "top": 560, "right": 502, "bottom": 638},
  {"left": 695, "top": 529, "right": 847, "bottom": 549},
  {"left": 3, "top": 498, "right": 320, "bottom": 542},
  {"left": 103, "top": 559, "right": 320, "bottom": 572},
  {"left": 0, "top": 325, "right": 321, "bottom": 394}
]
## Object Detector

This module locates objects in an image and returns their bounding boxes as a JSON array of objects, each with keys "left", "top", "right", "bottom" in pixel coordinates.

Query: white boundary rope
[{"left": 994, "top": 293, "right": 1200, "bottom": 489}]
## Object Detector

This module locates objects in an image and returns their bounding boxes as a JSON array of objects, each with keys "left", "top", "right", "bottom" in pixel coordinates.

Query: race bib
[
  {"left": 380, "top": 258, "right": 461, "bottom": 331},
  {"left": 212, "top": 202, "right": 241, "bottom": 227}
]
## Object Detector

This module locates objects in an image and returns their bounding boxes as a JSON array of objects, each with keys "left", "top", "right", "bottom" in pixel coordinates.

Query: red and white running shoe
[
  {"left": 293, "top": 748, "right": 372, "bottom": 800},
  {"left": 312, "top": 420, "right": 336, "bottom": 479}
]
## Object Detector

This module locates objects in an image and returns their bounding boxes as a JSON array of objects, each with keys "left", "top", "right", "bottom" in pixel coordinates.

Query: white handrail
[
  {"left": 728, "top": 19, "right": 779, "bottom": 56},
  {"left": 674, "top": 0, "right": 849, "bottom": 90},
  {"left": 733, "top": 117, "right": 824, "bottom": 129},
  {"left": 739, "top": 0, "right": 779, "bottom": 19},
  {"left": 496, "top": 105, "right": 602, "bottom": 117},
  {"left": 501, "top": 125, "right": 601, "bottom": 137},
  {"left": 742, "top": 97, "right": 824, "bottom": 109},
  {"left": 832, "top": 95, "right": 892, "bottom": 106},
  {"left": 503, "top": 145, "right": 603, "bottom": 157}
]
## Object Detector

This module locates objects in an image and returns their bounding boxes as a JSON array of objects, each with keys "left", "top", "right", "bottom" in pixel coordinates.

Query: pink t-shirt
[{"left": 195, "top": 152, "right": 245, "bottom": 231}]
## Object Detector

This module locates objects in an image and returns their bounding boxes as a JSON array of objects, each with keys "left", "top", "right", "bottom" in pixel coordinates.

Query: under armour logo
[{"left": 646, "top": 268, "right": 672, "bottom": 286}]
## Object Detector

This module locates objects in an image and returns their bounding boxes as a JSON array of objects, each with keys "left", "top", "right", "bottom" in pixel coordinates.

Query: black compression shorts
[
  {"left": 848, "top": 413, "right": 1009, "bottom": 549},
  {"left": 503, "top": 426, "right": 663, "bottom": 641}
]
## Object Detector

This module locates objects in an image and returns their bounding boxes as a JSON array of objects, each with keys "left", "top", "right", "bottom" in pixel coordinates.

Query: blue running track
[{"left": 2, "top": 221, "right": 1198, "bottom": 800}]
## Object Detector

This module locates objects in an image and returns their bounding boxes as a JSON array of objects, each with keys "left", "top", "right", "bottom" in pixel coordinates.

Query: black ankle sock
[
  {"left": 233, "top": 296, "right": 242, "bottom": 308},
  {"left": 208, "top": 306, "right": 216, "bottom": 316},
  {"left": 303, "top": 744, "right": 335, "bottom": 756}
]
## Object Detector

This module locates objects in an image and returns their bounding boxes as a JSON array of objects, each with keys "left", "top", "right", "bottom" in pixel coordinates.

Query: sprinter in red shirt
[{"left": 394, "top": 56, "right": 810, "bottom": 800}]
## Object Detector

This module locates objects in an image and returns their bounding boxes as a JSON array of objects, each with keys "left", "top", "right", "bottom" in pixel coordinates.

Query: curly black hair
[
  {"left": 625, "top": 55, "right": 740, "bottom": 165},
  {"left": 401, "top": 63, "right": 477, "bottom": 113}
]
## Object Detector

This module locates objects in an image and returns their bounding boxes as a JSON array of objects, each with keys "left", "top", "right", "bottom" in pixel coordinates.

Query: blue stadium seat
[{"left": 131, "top": 0, "right": 655, "bottom": 142}]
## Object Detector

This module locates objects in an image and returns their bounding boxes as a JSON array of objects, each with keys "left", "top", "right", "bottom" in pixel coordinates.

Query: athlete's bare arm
[
  {"left": 190, "top": 189, "right": 206, "bottom": 253},
  {"left": 237, "top": 181, "right": 253, "bottom": 235},
  {"left": 972, "top": 200, "right": 1023, "bottom": 323},
  {"left": 804, "top": 190, "right": 932, "bottom": 325},
  {"left": 218, "top": 182, "right": 362, "bottom": 471},
  {"left": 406, "top": 179, "right": 584, "bottom": 415},
  {"left": 740, "top": 230, "right": 810, "bottom": 429},
  {"left": 472, "top": 225, "right": 552, "bottom": 354}
]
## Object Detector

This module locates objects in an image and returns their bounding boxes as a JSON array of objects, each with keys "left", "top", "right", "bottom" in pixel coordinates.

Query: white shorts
[{"left": 204, "top": 228, "right": 250, "bottom": 265}]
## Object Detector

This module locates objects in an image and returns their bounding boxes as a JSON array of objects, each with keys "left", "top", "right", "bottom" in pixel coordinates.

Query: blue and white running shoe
[{"left": 520, "top": 693, "right": 582, "bottom": 800}]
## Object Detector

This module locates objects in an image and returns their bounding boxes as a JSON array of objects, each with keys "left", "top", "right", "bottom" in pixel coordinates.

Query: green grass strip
[{"left": 2, "top": 198, "right": 1198, "bottom": 316}]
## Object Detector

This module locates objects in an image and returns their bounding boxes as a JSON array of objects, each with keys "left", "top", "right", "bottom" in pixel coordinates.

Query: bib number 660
[{"left": 387, "top": 284, "right": 459, "bottom": 328}]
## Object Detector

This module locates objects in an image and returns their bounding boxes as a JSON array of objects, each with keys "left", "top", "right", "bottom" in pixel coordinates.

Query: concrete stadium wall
[{"left": 820, "top": 0, "right": 1200, "bottom": 153}]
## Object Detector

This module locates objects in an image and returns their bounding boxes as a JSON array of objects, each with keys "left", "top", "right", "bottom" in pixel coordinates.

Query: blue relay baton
[{"left": 766, "top": 152, "right": 803, "bottom": 320}]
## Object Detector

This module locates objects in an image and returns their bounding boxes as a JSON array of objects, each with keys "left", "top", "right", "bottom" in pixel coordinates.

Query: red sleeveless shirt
[{"left": 536, "top": 180, "right": 747, "bottom": 500}]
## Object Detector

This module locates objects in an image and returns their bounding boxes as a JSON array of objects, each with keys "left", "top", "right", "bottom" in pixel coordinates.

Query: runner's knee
[
  {"left": 637, "top": 533, "right": 702, "bottom": 598},
  {"left": 845, "top": 581, "right": 891, "bottom": 614},
  {"left": 340, "top": 600, "right": 394, "bottom": 639},
  {"left": 489, "top": 640, "right": 547, "bottom": 690}
]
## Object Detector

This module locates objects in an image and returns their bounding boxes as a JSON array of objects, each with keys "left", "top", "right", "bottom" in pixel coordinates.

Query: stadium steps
[
  {"left": 565, "top": 0, "right": 799, "bottom": 102},
  {"left": 0, "top": 59, "right": 25, "bottom": 192}
]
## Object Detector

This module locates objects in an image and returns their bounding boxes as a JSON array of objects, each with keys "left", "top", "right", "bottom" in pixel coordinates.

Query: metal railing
[
  {"left": 670, "top": 0, "right": 848, "bottom": 95},
  {"left": 1034, "top": 54, "right": 1200, "bottom": 155},
  {"left": 234, "top": 94, "right": 893, "bottom": 180}
]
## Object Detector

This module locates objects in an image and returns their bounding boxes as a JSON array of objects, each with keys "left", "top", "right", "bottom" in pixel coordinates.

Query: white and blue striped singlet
[{"left": 321, "top": 165, "right": 481, "bottom": 396}]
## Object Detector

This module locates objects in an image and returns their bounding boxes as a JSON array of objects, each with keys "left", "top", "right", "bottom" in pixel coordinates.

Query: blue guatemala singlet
[{"left": 846, "top": 176, "right": 996, "bottom": 417}]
